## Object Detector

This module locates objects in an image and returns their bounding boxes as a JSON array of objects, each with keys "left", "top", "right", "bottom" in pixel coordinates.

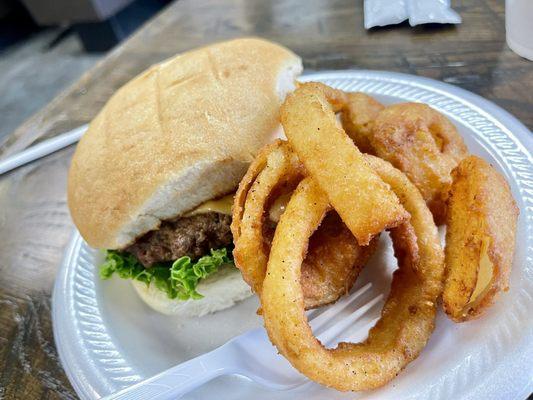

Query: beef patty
[{"left": 126, "top": 212, "right": 232, "bottom": 267}]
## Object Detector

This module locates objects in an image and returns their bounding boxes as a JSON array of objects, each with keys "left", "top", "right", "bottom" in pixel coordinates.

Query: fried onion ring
[
  {"left": 340, "top": 92, "right": 384, "bottom": 154},
  {"left": 261, "top": 156, "right": 444, "bottom": 391},
  {"left": 232, "top": 140, "right": 377, "bottom": 309},
  {"left": 231, "top": 140, "right": 277, "bottom": 240},
  {"left": 443, "top": 156, "right": 518, "bottom": 322},
  {"left": 301, "top": 211, "right": 377, "bottom": 308},
  {"left": 281, "top": 82, "right": 409, "bottom": 245},
  {"left": 232, "top": 140, "right": 304, "bottom": 294},
  {"left": 371, "top": 102, "right": 469, "bottom": 224}
]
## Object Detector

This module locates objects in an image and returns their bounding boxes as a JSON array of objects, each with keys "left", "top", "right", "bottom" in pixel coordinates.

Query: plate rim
[
  {"left": 53, "top": 232, "right": 98, "bottom": 399},
  {"left": 53, "top": 69, "right": 533, "bottom": 400}
]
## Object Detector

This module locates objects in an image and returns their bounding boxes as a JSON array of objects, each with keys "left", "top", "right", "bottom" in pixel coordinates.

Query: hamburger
[{"left": 67, "top": 38, "right": 302, "bottom": 316}]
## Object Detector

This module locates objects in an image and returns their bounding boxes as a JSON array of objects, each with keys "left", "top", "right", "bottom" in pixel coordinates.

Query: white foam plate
[{"left": 53, "top": 70, "right": 533, "bottom": 400}]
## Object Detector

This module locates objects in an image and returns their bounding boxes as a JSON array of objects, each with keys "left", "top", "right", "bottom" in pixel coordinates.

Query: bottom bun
[{"left": 131, "top": 265, "right": 253, "bottom": 317}]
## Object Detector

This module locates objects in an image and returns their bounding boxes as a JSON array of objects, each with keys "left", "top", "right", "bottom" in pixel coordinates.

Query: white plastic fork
[{"left": 102, "top": 283, "right": 383, "bottom": 400}]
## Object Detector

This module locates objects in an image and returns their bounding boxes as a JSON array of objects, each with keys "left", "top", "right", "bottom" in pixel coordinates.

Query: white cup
[{"left": 506, "top": 0, "right": 533, "bottom": 61}]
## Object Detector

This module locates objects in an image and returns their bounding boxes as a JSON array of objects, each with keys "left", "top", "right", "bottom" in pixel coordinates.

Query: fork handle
[{"left": 102, "top": 347, "right": 232, "bottom": 400}]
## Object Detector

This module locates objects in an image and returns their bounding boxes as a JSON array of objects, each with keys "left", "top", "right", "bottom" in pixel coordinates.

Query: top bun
[{"left": 68, "top": 38, "right": 302, "bottom": 249}]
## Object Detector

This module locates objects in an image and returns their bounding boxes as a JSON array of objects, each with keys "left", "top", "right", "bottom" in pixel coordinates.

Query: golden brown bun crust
[{"left": 68, "top": 38, "right": 302, "bottom": 249}]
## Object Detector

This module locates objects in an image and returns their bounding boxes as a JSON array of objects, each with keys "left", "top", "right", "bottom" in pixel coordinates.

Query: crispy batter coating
[
  {"left": 301, "top": 211, "right": 377, "bottom": 308},
  {"left": 340, "top": 92, "right": 384, "bottom": 154},
  {"left": 371, "top": 102, "right": 469, "bottom": 224},
  {"left": 231, "top": 140, "right": 303, "bottom": 294},
  {"left": 234, "top": 82, "right": 518, "bottom": 392},
  {"left": 281, "top": 82, "right": 409, "bottom": 245},
  {"left": 261, "top": 157, "right": 444, "bottom": 391},
  {"left": 232, "top": 140, "right": 376, "bottom": 309},
  {"left": 443, "top": 156, "right": 518, "bottom": 322}
]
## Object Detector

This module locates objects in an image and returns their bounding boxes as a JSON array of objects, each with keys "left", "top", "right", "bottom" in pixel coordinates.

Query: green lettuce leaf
[{"left": 99, "top": 247, "right": 233, "bottom": 300}]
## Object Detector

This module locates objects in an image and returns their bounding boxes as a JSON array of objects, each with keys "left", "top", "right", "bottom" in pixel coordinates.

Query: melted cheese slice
[
  {"left": 186, "top": 191, "right": 291, "bottom": 222},
  {"left": 186, "top": 194, "right": 234, "bottom": 216}
]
